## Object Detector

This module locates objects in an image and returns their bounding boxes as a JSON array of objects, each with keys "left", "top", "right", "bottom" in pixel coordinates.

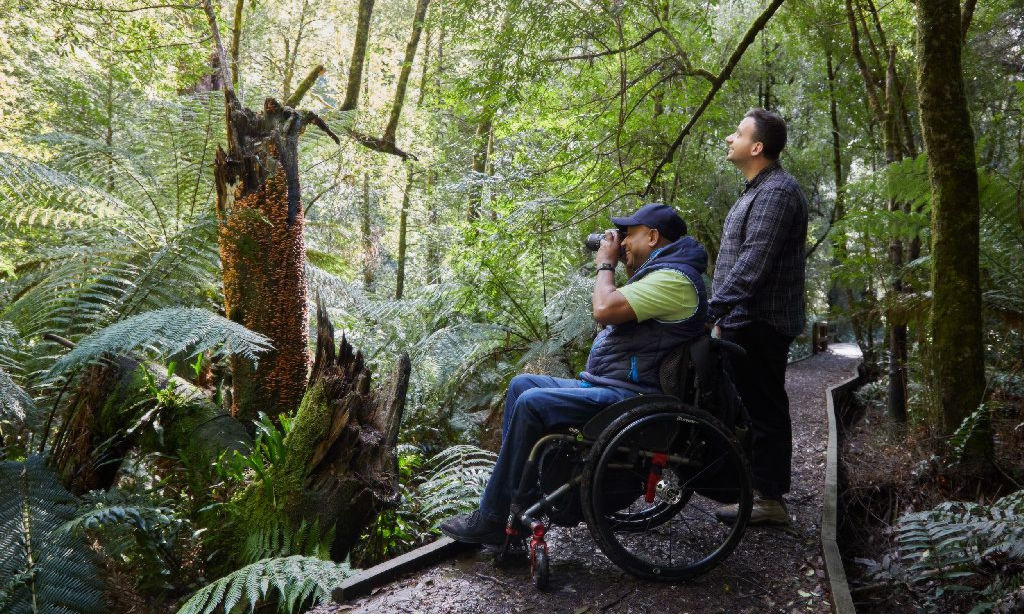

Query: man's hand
[{"left": 595, "top": 229, "right": 621, "bottom": 268}]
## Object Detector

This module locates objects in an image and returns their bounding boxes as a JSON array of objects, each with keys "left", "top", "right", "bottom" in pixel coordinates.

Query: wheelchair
[{"left": 495, "top": 334, "right": 753, "bottom": 590}]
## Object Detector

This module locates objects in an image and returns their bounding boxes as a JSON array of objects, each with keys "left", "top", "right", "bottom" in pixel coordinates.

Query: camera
[{"left": 585, "top": 229, "right": 624, "bottom": 251}]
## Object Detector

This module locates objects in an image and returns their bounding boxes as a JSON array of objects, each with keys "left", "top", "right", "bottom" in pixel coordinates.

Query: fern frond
[
  {"left": 242, "top": 519, "right": 334, "bottom": 565},
  {"left": 417, "top": 445, "right": 496, "bottom": 527},
  {"left": 48, "top": 308, "right": 273, "bottom": 377},
  {"left": 0, "top": 455, "right": 106, "bottom": 613},
  {"left": 174, "top": 556, "right": 353, "bottom": 614},
  {"left": 0, "top": 365, "right": 36, "bottom": 427}
]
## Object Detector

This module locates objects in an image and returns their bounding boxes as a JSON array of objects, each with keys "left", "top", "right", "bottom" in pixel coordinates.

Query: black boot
[{"left": 439, "top": 509, "right": 506, "bottom": 545}]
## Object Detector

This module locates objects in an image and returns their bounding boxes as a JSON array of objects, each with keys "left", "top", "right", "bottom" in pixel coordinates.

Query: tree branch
[
  {"left": 961, "top": 0, "right": 977, "bottom": 43},
  {"left": 545, "top": 28, "right": 663, "bottom": 62},
  {"left": 285, "top": 64, "right": 325, "bottom": 108},
  {"left": 200, "top": 0, "right": 240, "bottom": 156},
  {"left": 344, "top": 128, "right": 417, "bottom": 161},
  {"left": 642, "top": 0, "right": 786, "bottom": 196}
]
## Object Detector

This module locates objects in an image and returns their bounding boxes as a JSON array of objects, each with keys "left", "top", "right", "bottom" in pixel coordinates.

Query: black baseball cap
[{"left": 611, "top": 203, "right": 687, "bottom": 242}]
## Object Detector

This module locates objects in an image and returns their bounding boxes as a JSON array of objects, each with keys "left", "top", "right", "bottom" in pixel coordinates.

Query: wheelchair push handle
[{"left": 707, "top": 318, "right": 747, "bottom": 358}]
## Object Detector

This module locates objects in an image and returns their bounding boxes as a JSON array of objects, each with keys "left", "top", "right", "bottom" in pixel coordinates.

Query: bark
[
  {"left": 826, "top": 47, "right": 855, "bottom": 330},
  {"left": 341, "top": 0, "right": 375, "bottom": 112},
  {"left": 383, "top": 0, "right": 430, "bottom": 147},
  {"left": 846, "top": 0, "right": 885, "bottom": 125},
  {"left": 229, "top": 0, "right": 243, "bottom": 87},
  {"left": 916, "top": 0, "right": 989, "bottom": 458},
  {"left": 466, "top": 117, "right": 492, "bottom": 221},
  {"left": 203, "top": 0, "right": 339, "bottom": 421},
  {"left": 360, "top": 173, "right": 374, "bottom": 289},
  {"left": 395, "top": 168, "right": 414, "bottom": 299},
  {"left": 236, "top": 300, "right": 410, "bottom": 560},
  {"left": 885, "top": 47, "right": 908, "bottom": 423}
]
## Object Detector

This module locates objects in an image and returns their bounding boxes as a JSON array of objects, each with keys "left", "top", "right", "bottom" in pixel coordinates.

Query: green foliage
[
  {"left": 173, "top": 556, "right": 353, "bottom": 614},
  {"left": 242, "top": 519, "right": 334, "bottom": 566},
  {"left": 887, "top": 489, "right": 1024, "bottom": 613},
  {"left": 59, "top": 488, "right": 190, "bottom": 595},
  {"left": 214, "top": 412, "right": 292, "bottom": 508},
  {"left": 354, "top": 444, "right": 495, "bottom": 566},
  {"left": 417, "top": 444, "right": 497, "bottom": 527},
  {"left": 0, "top": 365, "right": 38, "bottom": 452},
  {"left": 0, "top": 455, "right": 106, "bottom": 614},
  {"left": 48, "top": 308, "right": 273, "bottom": 377}
]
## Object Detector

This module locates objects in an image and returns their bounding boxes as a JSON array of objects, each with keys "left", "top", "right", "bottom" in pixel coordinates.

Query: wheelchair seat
[{"left": 580, "top": 334, "right": 745, "bottom": 439}]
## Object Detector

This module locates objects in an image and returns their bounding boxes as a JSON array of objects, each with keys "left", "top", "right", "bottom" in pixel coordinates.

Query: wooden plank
[
  {"left": 821, "top": 345, "right": 860, "bottom": 614},
  {"left": 331, "top": 537, "right": 479, "bottom": 603}
]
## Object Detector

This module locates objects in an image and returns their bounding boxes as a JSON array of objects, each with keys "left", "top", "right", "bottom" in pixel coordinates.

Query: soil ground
[{"left": 309, "top": 346, "right": 861, "bottom": 614}]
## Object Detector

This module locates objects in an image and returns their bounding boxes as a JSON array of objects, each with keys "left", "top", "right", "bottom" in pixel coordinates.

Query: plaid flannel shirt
[{"left": 709, "top": 163, "right": 808, "bottom": 337}]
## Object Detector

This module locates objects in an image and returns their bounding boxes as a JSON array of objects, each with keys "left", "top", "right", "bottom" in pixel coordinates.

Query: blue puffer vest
[{"left": 580, "top": 236, "right": 709, "bottom": 394}]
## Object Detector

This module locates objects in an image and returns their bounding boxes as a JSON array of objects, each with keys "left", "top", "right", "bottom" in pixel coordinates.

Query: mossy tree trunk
[
  {"left": 916, "top": 0, "right": 989, "bottom": 460},
  {"left": 235, "top": 301, "right": 410, "bottom": 560}
]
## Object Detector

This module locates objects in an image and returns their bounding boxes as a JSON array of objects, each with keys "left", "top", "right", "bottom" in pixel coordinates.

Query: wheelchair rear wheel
[{"left": 581, "top": 402, "right": 752, "bottom": 582}]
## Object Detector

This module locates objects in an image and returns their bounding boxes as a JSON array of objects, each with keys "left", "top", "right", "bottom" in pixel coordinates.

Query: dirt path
[{"left": 310, "top": 346, "right": 861, "bottom": 614}]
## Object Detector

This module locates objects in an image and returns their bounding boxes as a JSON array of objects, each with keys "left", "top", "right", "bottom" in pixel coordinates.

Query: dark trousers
[
  {"left": 478, "top": 374, "right": 636, "bottom": 524},
  {"left": 721, "top": 321, "right": 794, "bottom": 499}
]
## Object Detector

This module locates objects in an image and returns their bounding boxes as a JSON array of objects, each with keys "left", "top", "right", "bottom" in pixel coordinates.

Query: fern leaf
[
  {"left": 174, "top": 556, "right": 353, "bottom": 614},
  {"left": 48, "top": 308, "right": 273, "bottom": 377},
  {"left": 0, "top": 455, "right": 106, "bottom": 614}
]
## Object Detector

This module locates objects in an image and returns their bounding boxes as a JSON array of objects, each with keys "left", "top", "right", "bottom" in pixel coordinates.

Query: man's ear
[{"left": 751, "top": 141, "right": 764, "bottom": 157}]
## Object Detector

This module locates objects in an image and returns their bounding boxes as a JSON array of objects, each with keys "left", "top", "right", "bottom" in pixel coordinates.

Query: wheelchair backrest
[{"left": 658, "top": 336, "right": 747, "bottom": 430}]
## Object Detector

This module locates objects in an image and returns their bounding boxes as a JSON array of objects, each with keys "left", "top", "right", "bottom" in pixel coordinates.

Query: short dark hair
[{"left": 744, "top": 108, "right": 787, "bottom": 160}]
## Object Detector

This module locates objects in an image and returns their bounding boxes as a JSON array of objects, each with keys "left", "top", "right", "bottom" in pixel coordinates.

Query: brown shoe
[{"left": 715, "top": 492, "right": 790, "bottom": 526}]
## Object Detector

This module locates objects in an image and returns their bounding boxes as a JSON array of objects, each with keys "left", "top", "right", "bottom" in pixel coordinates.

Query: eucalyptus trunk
[{"left": 916, "top": 0, "right": 988, "bottom": 459}]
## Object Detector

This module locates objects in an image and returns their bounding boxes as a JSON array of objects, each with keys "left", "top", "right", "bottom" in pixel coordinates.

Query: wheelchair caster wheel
[{"left": 531, "top": 543, "right": 550, "bottom": 590}]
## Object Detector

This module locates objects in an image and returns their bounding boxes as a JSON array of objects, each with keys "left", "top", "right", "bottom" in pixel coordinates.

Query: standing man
[{"left": 711, "top": 108, "right": 808, "bottom": 526}]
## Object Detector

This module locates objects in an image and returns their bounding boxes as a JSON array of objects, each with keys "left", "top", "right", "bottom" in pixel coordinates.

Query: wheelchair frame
[{"left": 494, "top": 335, "right": 754, "bottom": 590}]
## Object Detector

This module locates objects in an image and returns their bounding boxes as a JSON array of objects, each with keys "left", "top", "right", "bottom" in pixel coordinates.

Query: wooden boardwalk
[{"left": 310, "top": 346, "right": 862, "bottom": 614}]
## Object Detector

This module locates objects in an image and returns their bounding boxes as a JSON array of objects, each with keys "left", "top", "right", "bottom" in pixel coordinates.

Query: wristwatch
[{"left": 597, "top": 262, "right": 616, "bottom": 273}]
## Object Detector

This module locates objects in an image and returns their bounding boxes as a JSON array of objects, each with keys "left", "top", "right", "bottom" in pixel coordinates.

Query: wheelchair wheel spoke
[{"left": 581, "top": 404, "right": 752, "bottom": 582}]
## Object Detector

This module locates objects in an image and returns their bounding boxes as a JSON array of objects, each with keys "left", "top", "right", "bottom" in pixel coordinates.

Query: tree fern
[
  {"left": 174, "top": 556, "right": 353, "bottom": 614},
  {"left": 48, "top": 307, "right": 273, "bottom": 377},
  {"left": 0, "top": 455, "right": 106, "bottom": 614}
]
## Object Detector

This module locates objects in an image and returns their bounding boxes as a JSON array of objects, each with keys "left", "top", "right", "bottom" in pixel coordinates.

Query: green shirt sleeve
[{"left": 618, "top": 269, "right": 698, "bottom": 323}]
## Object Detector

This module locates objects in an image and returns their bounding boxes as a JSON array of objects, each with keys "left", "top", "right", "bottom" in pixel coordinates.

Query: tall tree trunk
[
  {"left": 916, "top": 0, "right": 988, "bottom": 459},
  {"left": 383, "top": 0, "right": 430, "bottom": 147},
  {"left": 202, "top": 0, "right": 338, "bottom": 421},
  {"left": 395, "top": 168, "right": 413, "bottom": 299},
  {"left": 361, "top": 173, "right": 374, "bottom": 289},
  {"left": 342, "top": 0, "right": 375, "bottom": 112},
  {"left": 885, "top": 46, "right": 908, "bottom": 422}
]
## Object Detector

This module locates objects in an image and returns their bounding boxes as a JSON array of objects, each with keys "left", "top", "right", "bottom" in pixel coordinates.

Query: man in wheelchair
[{"left": 441, "top": 203, "right": 710, "bottom": 545}]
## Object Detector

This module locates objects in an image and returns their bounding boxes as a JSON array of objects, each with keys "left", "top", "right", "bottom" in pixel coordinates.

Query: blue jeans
[{"left": 478, "top": 374, "right": 637, "bottom": 524}]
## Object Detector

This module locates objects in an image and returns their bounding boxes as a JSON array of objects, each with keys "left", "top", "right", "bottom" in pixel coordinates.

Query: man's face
[
  {"left": 621, "top": 225, "right": 657, "bottom": 272},
  {"left": 725, "top": 117, "right": 762, "bottom": 165}
]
